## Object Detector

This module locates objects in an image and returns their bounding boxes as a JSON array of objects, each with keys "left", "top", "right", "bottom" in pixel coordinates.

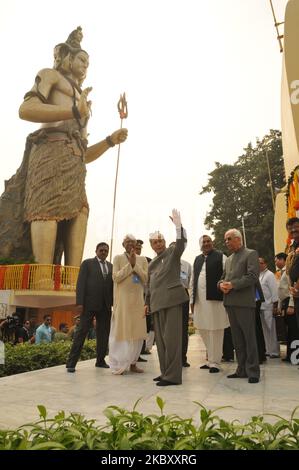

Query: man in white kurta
[
  {"left": 109, "top": 234, "right": 148, "bottom": 375},
  {"left": 190, "top": 235, "right": 229, "bottom": 372},
  {"left": 259, "top": 257, "right": 280, "bottom": 357}
]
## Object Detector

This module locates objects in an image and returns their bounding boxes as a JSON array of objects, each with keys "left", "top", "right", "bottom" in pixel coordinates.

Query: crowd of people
[{"left": 0, "top": 313, "right": 95, "bottom": 345}]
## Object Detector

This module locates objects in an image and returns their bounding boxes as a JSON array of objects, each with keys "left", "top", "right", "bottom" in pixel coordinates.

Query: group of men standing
[
  {"left": 191, "top": 230, "right": 260, "bottom": 383},
  {"left": 65, "top": 214, "right": 299, "bottom": 387},
  {"left": 66, "top": 209, "right": 189, "bottom": 386}
]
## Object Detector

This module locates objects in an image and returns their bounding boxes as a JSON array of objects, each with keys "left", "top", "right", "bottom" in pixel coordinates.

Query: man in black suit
[{"left": 66, "top": 242, "right": 113, "bottom": 372}]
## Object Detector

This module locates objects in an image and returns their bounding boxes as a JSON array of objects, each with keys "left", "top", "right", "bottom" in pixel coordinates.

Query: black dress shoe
[
  {"left": 200, "top": 364, "right": 210, "bottom": 370},
  {"left": 209, "top": 367, "right": 220, "bottom": 373},
  {"left": 153, "top": 375, "right": 162, "bottom": 381},
  {"left": 227, "top": 373, "right": 247, "bottom": 379},
  {"left": 95, "top": 361, "right": 109, "bottom": 368},
  {"left": 67, "top": 367, "right": 76, "bottom": 373},
  {"left": 137, "top": 356, "right": 147, "bottom": 362},
  {"left": 248, "top": 377, "right": 259, "bottom": 383},
  {"left": 156, "top": 380, "right": 179, "bottom": 386},
  {"left": 183, "top": 362, "right": 190, "bottom": 367}
]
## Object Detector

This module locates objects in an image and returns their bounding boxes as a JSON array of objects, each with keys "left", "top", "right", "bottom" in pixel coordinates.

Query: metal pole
[
  {"left": 109, "top": 93, "right": 128, "bottom": 263},
  {"left": 269, "top": 0, "right": 284, "bottom": 53},
  {"left": 265, "top": 148, "right": 275, "bottom": 211},
  {"left": 109, "top": 119, "right": 123, "bottom": 262},
  {"left": 241, "top": 216, "right": 247, "bottom": 248}
]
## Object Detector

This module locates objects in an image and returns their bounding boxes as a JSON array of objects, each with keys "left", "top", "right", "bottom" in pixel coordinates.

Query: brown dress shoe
[{"left": 130, "top": 364, "right": 144, "bottom": 373}]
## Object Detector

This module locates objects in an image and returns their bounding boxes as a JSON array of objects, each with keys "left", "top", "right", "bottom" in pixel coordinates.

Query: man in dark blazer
[
  {"left": 146, "top": 209, "right": 188, "bottom": 386},
  {"left": 66, "top": 242, "right": 113, "bottom": 372},
  {"left": 219, "top": 229, "right": 260, "bottom": 383}
]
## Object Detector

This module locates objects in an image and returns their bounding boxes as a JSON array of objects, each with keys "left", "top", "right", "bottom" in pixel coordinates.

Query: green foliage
[
  {"left": 188, "top": 324, "right": 196, "bottom": 335},
  {"left": 0, "top": 399, "right": 298, "bottom": 450},
  {"left": 0, "top": 340, "right": 96, "bottom": 377},
  {"left": 201, "top": 130, "right": 285, "bottom": 267}
]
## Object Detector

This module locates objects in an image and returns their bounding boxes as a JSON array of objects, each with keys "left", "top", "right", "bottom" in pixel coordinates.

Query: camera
[{"left": 5, "top": 314, "right": 20, "bottom": 329}]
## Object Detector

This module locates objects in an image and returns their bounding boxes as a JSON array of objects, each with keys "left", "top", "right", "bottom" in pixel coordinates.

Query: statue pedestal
[{"left": 0, "top": 264, "right": 78, "bottom": 312}]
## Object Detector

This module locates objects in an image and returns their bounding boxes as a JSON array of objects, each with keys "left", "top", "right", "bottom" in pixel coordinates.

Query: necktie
[{"left": 101, "top": 261, "right": 108, "bottom": 279}]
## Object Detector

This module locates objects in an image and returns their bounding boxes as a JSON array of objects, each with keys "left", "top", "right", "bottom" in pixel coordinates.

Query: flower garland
[{"left": 286, "top": 164, "right": 299, "bottom": 217}]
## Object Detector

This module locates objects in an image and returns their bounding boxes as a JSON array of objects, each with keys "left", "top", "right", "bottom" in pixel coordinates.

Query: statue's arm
[
  {"left": 19, "top": 69, "right": 91, "bottom": 123},
  {"left": 19, "top": 69, "right": 70, "bottom": 123},
  {"left": 85, "top": 128, "right": 128, "bottom": 164}
]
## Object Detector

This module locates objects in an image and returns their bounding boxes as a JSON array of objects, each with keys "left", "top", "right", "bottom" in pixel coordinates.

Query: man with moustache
[
  {"left": 190, "top": 235, "right": 229, "bottom": 373},
  {"left": 66, "top": 242, "right": 113, "bottom": 372}
]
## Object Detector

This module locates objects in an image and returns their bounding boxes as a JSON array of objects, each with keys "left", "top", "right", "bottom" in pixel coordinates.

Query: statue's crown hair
[{"left": 65, "top": 26, "right": 83, "bottom": 49}]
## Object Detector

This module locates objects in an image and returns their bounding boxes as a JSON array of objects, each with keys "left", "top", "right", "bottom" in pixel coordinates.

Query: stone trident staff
[{"left": 109, "top": 93, "right": 128, "bottom": 261}]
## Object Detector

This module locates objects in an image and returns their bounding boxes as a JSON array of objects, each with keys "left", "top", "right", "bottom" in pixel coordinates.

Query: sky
[{"left": 0, "top": 0, "right": 288, "bottom": 264}]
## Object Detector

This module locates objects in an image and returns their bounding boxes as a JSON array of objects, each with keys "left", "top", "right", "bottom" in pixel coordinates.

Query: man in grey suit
[
  {"left": 146, "top": 209, "right": 188, "bottom": 386},
  {"left": 66, "top": 242, "right": 113, "bottom": 372},
  {"left": 219, "top": 229, "right": 260, "bottom": 383}
]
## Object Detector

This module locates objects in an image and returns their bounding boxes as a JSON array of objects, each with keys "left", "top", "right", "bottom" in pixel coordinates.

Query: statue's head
[{"left": 53, "top": 26, "right": 89, "bottom": 78}]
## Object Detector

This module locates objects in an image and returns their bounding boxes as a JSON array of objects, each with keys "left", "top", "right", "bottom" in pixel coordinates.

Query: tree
[{"left": 201, "top": 130, "right": 285, "bottom": 266}]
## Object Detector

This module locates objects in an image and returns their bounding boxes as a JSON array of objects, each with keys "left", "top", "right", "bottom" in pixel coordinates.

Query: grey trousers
[
  {"left": 153, "top": 305, "right": 182, "bottom": 384},
  {"left": 225, "top": 306, "right": 260, "bottom": 379}
]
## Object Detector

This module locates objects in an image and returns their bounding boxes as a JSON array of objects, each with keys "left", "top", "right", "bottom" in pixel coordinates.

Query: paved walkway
[{"left": 1, "top": 334, "right": 299, "bottom": 428}]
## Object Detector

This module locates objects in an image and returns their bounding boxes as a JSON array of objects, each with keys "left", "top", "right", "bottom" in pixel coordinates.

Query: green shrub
[
  {"left": 0, "top": 399, "right": 298, "bottom": 450},
  {"left": 188, "top": 325, "right": 196, "bottom": 336},
  {"left": 0, "top": 340, "right": 96, "bottom": 377}
]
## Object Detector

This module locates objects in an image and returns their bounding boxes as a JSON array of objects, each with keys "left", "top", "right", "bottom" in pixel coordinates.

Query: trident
[{"left": 109, "top": 93, "right": 128, "bottom": 262}]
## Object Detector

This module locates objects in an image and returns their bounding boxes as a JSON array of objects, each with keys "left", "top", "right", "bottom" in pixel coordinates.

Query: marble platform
[{"left": 0, "top": 334, "right": 298, "bottom": 428}]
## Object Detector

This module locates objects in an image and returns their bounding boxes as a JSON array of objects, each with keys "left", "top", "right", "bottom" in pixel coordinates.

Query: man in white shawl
[
  {"left": 190, "top": 235, "right": 229, "bottom": 372},
  {"left": 109, "top": 234, "right": 148, "bottom": 375}
]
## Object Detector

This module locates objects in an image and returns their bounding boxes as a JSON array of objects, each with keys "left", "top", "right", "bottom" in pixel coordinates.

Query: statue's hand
[
  {"left": 110, "top": 128, "right": 128, "bottom": 145},
  {"left": 77, "top": 87, "right": 92, "bottom": 117}
]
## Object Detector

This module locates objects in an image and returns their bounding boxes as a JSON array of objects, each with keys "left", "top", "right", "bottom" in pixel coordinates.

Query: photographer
[
  {"left": 0, "top": 314, "right": 21, "bottom": 343},
  {"left": 0, "top": 318, "right": 6, "bottom": 340}
]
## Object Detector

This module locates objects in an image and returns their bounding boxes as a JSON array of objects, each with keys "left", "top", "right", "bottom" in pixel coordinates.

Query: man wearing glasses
[
  {"left": 219, "top": 229, "right": 260, "bottom": 384},
  {"left": 16, "top": 320, "right": 33, "bottom": 343}
]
